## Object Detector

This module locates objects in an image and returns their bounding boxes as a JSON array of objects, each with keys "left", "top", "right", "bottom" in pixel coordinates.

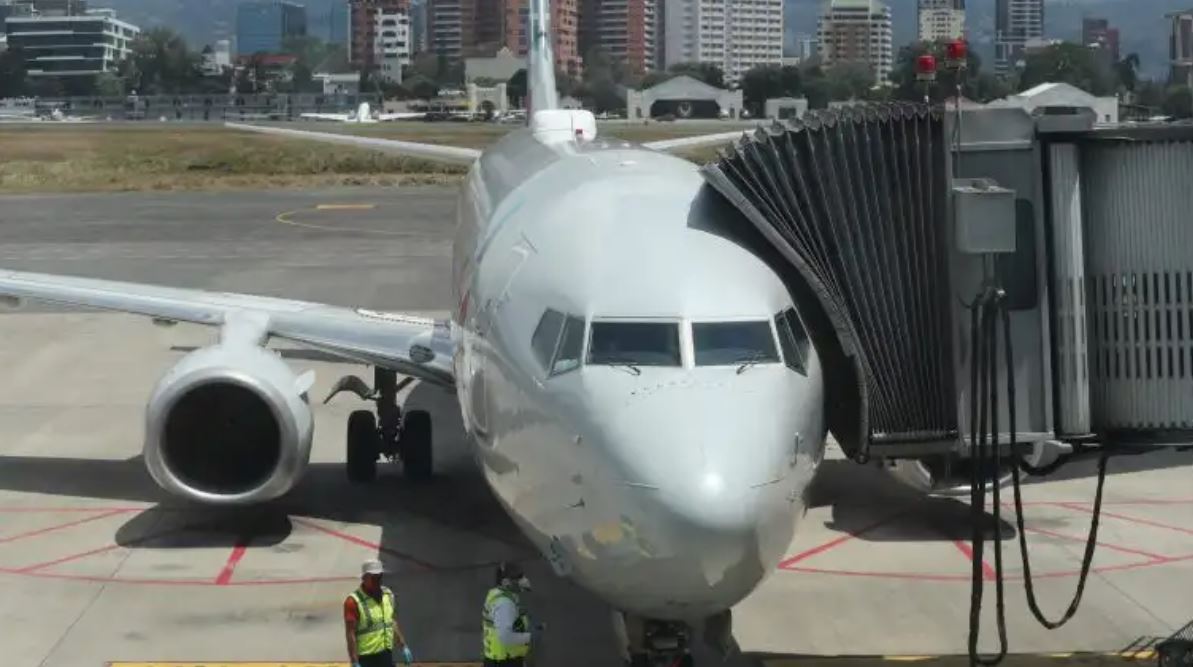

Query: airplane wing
[
  {"left": 642, "top": 130, "right": 754, "bottom": 154},
  {"left": 377, "top": 112, "right": 426, "bottom": 121},
  {"left": 300, "top": 112, "right": 352, "bottom": 122},
  {"left": 225, "top": 122, "right": 481, "bottom": 166},
  {"left": 0, "top": 269, "right": 456, "bottom": 387}
]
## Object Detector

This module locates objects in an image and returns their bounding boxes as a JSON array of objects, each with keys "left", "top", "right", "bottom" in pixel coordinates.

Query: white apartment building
[
  {"left": 663, "top": 0, "right": 784, "bottom": 85},
  {"left": 4, "top": 11, "right": 139, "bottom": 77},
  {"left": 374, "top": 8, "right": 411, "bottom": 83},
  {"left": 817, "top": 0, "right": 892, "bottom": 84},
  {"left": 918, "top": 0, "right": 964, "bottom": 42}
]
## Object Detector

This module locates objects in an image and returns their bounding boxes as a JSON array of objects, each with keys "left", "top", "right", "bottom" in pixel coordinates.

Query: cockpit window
[
  {"left": 531, "top": 309, "right": 585, "bottom": 376},
  {"left": 531, "top": 309, "right": 564, "bottom": 369},
  {"left": 775, "top": 307, "right": 811, "bottom": 375},
  {"left": 552, "top": 315, "right": 585, "bottom": 374},
  {"left": 588, "top": 321, "right": 681, "bottom": 367},
  {"left": 692, "top": 321, "right": 780, "bottom": 366}
]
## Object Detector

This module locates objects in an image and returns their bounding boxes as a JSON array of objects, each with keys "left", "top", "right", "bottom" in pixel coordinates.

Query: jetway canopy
[{"left": 701, "top": 104, "right": 1193, "bottom": 461}]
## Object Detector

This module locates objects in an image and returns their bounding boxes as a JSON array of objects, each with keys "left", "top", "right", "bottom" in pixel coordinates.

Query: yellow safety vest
[
  {"left": 351, "top": 587, "right": 395, "bottom": 657},
  {"left": 482, "top": 587, "right": 530, "bottom": 660}
]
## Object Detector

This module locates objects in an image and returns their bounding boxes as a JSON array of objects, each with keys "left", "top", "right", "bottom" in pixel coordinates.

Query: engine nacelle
[
  {"left": 143, "top": 343, "right": 314, "bottom": 505},
  {"left": 886, "top": 455, "right": 1013, "bottom": 497}
]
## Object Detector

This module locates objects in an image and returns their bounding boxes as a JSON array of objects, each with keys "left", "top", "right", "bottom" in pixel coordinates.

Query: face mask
[{"left": 517, "top": 576, "right": 532, "bottom": 592}]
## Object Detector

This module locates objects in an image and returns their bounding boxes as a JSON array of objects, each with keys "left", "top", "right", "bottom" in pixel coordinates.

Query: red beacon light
[
  {"left": 946, "top": 39, "right": 968, "bottom": 69},
  {"left": 916, "top": 53, "right": 938, "bottom": 82}
]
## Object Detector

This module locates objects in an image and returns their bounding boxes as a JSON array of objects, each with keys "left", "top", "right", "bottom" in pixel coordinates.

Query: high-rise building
[
  {"left": 373, "top": 6, "right": 411, "bottom": 81},
  {"left": 236, "top": 0, "right": 307, "bottom": 56},
  {"left": 326, "top": 0, "right": 349, "bottom": 45},
  {"left": 663, "top": 0, "right": 784, "bottom": 84},
  {"left": 4, "top": 9, "right": 138, "bottom": 77},
  {"left": 1171, "top": 10, "right": 1193, "bottom": 88},
  {"left": 428, "top": 0, "right": 581, "bottom": 75},
  {"left": 1082, "top": 17, "right": 1119, "bottom": 65},
  {"left": 918, "top": 0, "right": 964, "bottom": 42},
  {"left": 817, "top": 0, "right": 893, "bottom": 84},
  {"left": 581, "top": 0, "right": 656, "bottom": 74},
  {"left": 349, "top": 0, "right": 408, "bottom": 69},
  {"left": 994, "top": 0, "right": 1043, "bottom": 75},
  {"left": 410, "top": 0, "right": 428, "bottom": 53}
]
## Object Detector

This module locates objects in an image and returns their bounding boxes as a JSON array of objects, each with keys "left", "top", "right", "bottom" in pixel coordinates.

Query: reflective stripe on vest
[
  {"left": 352, "top": 587, "right": 395, "bottom": 656},
  {"left": 482, "top": 587, "right": 530, "bottom": 660}
]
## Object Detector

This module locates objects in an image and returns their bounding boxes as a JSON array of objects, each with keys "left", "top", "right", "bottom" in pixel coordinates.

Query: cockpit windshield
[
  {"left": 692, "top": 321, "right": 780, "bottom": 366},
  {"left": 588, "top": 321, "right": 681, "bottom": 367}
]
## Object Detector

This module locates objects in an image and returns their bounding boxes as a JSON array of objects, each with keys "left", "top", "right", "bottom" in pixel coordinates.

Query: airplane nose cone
[{"left": 591, "top": 375, "right": 817, "bottom": 617}]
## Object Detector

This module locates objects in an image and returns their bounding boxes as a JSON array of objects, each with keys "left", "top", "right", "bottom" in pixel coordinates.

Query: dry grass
[{"left": 0, "top": 121, "right": 748, "bottom": 193}]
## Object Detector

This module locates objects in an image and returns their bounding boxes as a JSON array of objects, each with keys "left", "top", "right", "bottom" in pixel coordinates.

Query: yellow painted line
[
  {"left": 274, "top": 209, "right": 406, "bottom": 236},
  {"left": 1046, "top": 653, "right": 1074, "bottom": 658},
  {"left": 316, "top": 204, "right": 377, "bottom": 210},
  {"left": 883, "top": 657, "right": 935, "bottom": 662},
  {"left": 1111, "top": 649, "right": 1157, "bottom": 660}
]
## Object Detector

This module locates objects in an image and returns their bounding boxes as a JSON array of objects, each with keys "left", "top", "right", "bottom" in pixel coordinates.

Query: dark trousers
[
  {"left": 359, "top": 649, "right": 393, "bottom": 667},
  {"left": 483, "top": 659, "right": 525, "bottom": 667}
]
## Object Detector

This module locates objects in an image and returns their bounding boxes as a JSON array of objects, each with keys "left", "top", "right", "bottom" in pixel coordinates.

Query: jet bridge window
[
  {"left": 531, "top": 309, "right": 585, "bottom": 376},
  {"left": 588, "top": 321, "right": 682, "bottom": 367},
  {"left": 692, "top": 321, "right": 780, "bottom": 366},
  {"left": 775, "top": 308, "right": 811, "bottom": 375}
]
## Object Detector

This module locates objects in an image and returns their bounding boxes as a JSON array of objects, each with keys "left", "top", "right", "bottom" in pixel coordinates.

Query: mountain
[
  {"left": 99, "top": 0, "right": 1182, "bottom": 79},
  {"left": 785, "top": 0, "right": 1183, "bottom": 79}
]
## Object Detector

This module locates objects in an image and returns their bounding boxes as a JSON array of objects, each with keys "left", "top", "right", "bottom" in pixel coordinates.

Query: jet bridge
[{"left": 701, "top": 103, "right": 1193, "bottom": 465}]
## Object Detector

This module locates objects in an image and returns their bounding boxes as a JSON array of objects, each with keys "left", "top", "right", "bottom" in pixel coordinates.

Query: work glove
[
  {"left": 402, "top": 646, "right": 414, "bottom": 664},
  {"left": 353, "top": 663, "right": 362, "bottom": 667}
]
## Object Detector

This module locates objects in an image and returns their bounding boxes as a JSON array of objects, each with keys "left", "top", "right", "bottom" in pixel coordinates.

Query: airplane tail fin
[{"left": 527, "top": 0, "right": 559, "bottom": 116}]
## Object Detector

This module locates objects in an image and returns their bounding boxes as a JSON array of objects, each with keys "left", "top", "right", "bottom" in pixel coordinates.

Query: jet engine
[
  {"left": 886, "top": 455, "right": 1013, "bottom": 497},
  {"left": 143, "top": 342, "right": 315, "bottom": 505}
]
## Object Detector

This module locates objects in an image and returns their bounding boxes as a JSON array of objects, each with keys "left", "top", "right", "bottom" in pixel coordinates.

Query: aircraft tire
[
  {"left": 402, "top": 409, "right": 433, "bottom": 481},
  {"left": 347, "top": 410, "right": 379, "bottom": 482}
]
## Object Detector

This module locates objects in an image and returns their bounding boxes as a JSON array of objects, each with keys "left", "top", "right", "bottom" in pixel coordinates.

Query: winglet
[{"left": 528, "top": 0, "right": 558, "bottom": 116}]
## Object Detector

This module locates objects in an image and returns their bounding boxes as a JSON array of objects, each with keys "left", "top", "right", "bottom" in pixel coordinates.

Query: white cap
[{"left": 361, "top": 559, "right": 385, "bottom": 576}]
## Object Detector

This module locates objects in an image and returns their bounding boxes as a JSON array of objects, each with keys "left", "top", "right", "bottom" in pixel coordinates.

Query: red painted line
[
  {"left": 1022, "top": 525, "right": 1169, "bottom": 560},
  {"left": 0, "top": 506, "right": 148, "bottom": 513},
  {"left": 214, "top": 542, "right": 249, "bottom": 585},
  {"left": 952, "top": 540, "right": 997, "bottom": 581},
  {"left": 778, "top": 508, "right": 909, "bottom": 569},
  {"left": 1058, "top": 503, "right": 1193, "bottom": 536},
  {"left": 0, "top": 508, "right": 132, "bottom": 545},
  {"left": 291, "top": 518, "right": 435, "bottom": 571},
  {"left": 17, "top": 542, "right": 123, "bottom": 573}
]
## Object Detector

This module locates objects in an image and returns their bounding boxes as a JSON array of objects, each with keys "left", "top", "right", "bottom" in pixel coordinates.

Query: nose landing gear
[
  {"left": 331, "top": 367, "right": 433, "bottom": 482},
  {"left": 617, "top": 614, "right": 695, "bottom": 667}
]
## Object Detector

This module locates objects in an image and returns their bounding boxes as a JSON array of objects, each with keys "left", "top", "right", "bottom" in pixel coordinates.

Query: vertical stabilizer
[{"left": 528, "top": 0, "right": 559, "bottom": 115}]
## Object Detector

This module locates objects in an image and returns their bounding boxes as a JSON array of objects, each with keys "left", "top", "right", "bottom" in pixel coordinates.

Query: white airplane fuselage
[{"left": 449, "top": 127, "right": 827, "bottom": 620}]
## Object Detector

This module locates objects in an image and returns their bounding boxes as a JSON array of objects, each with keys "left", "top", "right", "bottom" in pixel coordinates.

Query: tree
[
  {"left": 405, "top": 74, "right": 439, "bottom": 100},
  {"left": 0, "top": 47, "right": 28, "bottom": 98},
  {"left": 890, "top": 41, "right": 1007, "bottom": 103},
  {"left": 120, "top": 27, "right": 202, "bottom": 94},
  {"left": 823, "top": 62, "right": 875, "bottom": 101},
  {"left": 1115, "top": 53, "right": 1140, "bottom": 94},
  {"left": 740, "top": 64, "right": 802, "bottom": 115},
  {"left": 667, "top": 61, "right": 723, "bottom": 88},
  {"left": 95, "top": 71, "right": 124, "bottom": 97},
  {"left": 1019, "top": 42, "right": 1115, "bottom": 96}
]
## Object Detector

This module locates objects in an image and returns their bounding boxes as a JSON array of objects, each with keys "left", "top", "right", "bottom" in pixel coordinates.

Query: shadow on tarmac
[{"left": 0, "top": 382, "right": 765, "bottom": 666}]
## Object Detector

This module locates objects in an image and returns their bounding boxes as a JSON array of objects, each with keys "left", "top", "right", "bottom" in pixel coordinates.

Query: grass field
[{"left": 0, "top": 121, "right": 747, "bottom": 193}]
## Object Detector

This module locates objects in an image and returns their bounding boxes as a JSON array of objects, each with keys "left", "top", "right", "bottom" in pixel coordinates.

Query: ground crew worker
[
  {"left": 482, "top": 562, "right": 536, "bottom": 666},
  {"left": 344, "top": 559, "right": 413, "bottom": 667}
]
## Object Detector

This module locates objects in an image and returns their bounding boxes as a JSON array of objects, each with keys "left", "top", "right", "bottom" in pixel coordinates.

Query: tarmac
[{"left": 0, "top": 187, "right": 1191, "bottom": 667}]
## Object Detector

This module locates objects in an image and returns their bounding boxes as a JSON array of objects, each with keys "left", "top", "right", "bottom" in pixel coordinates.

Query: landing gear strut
[{"left": 331, "top": 368, "right": 433, "bottom": 482}]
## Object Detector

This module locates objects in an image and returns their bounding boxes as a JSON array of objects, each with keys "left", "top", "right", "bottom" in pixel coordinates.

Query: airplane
[
  {"left": 301, "top": 100, "right": 425, "bottom": 123},
  {"left": 0, "top": 2, "right": 820, "bottom": 665}
]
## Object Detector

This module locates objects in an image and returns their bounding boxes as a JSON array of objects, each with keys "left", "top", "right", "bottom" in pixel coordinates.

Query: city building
[
  {"left": 1171, "top": 10, "right": 1193, "bottom": 89},
  {"left": 663, "top": 0, "right": 784, "bottom": 84},
  {"left": 373, "top": 6, "right": 411, "bottom": 81},
  {"left": 795, "top": 34, "right": 818, "bottom": 62},
  {"left": 817, "top": 0, "right": 893, "bottom": 85},
  {"left": 918, "top": 0, "right": 964, "bottom": 42},
  {"left": 326, "top": 0, "right": 349, "bottom": 45},
  {"left": 410, "top": 0, "right": 428, "bottom": 53},
  {"left": 581, "top": 0, "right": 657, "bottom": 75},
  {"left": 428, "top": 0, "right": 581, "bottom": 76},
  {"left": 994, "top": 0, "right": 1043, "bottom": 75},
  {"left": 4, "top": 9, "right": 138, "bottom": 77},
  {"left": 1082, "top": 17, "right": 1119, "bottom": 64},
  {"left": 236, "top": 0, "right": 307, "bottom": 56},
  {"left": 349, "top": 0, "right": 408, "bottom": 70}
]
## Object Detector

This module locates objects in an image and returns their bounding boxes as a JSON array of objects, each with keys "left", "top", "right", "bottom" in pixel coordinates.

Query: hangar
[{"left": 625, "top": 75, "right": 744, "bottom": 120}]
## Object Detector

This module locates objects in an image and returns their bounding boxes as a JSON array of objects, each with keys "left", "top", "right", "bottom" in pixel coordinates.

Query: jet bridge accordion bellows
[{"left": 701, "top": 103, "right": 956, "bottom": 459}]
